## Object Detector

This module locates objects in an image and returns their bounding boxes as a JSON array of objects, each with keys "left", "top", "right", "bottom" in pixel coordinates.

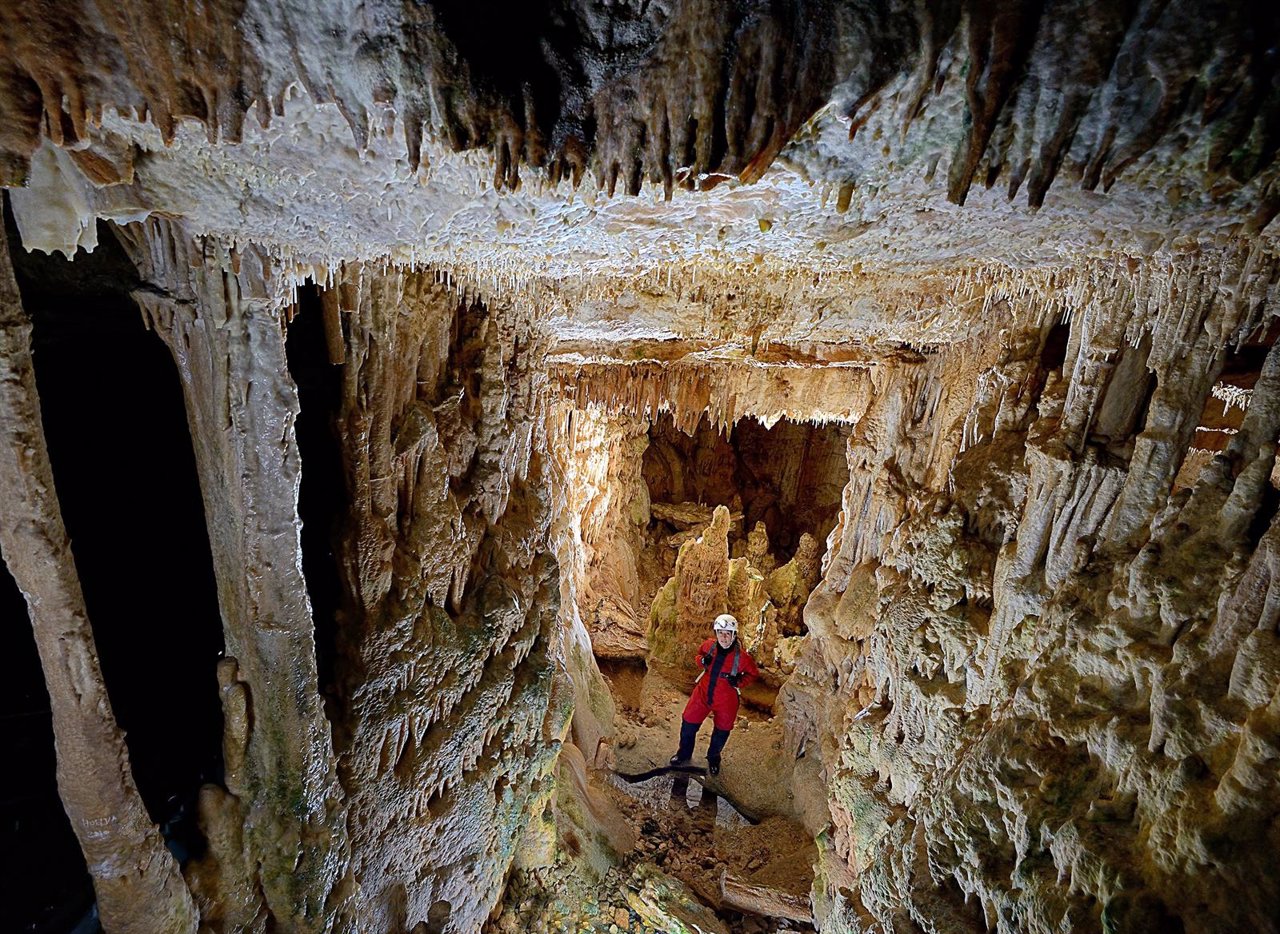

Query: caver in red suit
[{"left": 669, "top": 613, "right": 759, "bottom": 775}]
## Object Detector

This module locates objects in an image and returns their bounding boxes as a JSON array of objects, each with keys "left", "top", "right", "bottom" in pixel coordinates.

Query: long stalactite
[{"left": 2, "top": 0, "right": 1278, "bottom": 210}]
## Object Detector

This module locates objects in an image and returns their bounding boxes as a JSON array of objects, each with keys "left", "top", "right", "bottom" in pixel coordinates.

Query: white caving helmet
[{"left": 713, "top": 613, "right": 739, "bottom": 633}]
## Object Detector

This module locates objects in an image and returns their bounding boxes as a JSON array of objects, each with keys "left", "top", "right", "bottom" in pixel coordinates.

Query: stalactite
[
  {"left": 2, "top": 1, "right": 1277, "bottom": 205},
  {"left": 551, "top": 356, "right": 881, "bottom": 432}
]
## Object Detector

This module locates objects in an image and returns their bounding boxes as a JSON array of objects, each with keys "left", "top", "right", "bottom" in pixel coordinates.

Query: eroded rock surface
[
  {"left": 3, "top": 4, "right": 1280, "bottom": 934},
  {"left": 779, "top": 249, "right": 1280, "bottom": 933},
  {"left": 321, "top": 264, "right": 566, "bottom": 934}
]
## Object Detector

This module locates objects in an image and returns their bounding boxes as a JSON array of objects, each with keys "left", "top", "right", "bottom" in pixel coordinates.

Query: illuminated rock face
[
  {"left": 2, "top": 3, "right": 1280, "bottom": 934},
  {"left": 550, "top": 246, "right": 1280, "bottom": 933},
  {"left": 777, "top": 258, "right": 1280, "bottom": 933}
]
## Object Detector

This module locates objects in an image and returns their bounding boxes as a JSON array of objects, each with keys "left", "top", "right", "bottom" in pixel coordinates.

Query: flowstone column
[
  {"left": 121, "top": 220, "right": 351, "bottom": 933},
  {"left": 323, "top": 265, "right": 567, "bottom": 934},
  {"left": 0, "top": 226, "right": 197, "bottom": 933}
]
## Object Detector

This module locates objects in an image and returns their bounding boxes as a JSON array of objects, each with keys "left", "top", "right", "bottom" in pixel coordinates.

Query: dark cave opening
[
  {"left": 285, "top": 283, "right": 346, "bottom": 711},
  {"left": 1040, "top": 321, "right": 1071, "bottom": 372},
  {"left": 6, "top": 217, "right": 225, "bottom": 896},
  {"left": 0, "top": 559, "right": 98, "bottom": 933},
  {"left": 642, "top": 412, "right": 848, "bottom": 564}
]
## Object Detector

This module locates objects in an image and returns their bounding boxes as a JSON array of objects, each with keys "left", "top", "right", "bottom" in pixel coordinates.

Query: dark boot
[
  {"left": 707, "top": 727, "right": 731, "bottom": 775},
  {"left": 671, "top": 719, "right": 699, "bottom": 766}
]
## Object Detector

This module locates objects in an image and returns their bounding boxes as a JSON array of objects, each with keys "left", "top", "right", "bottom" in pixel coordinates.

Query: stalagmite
[
  {"left": 647, "top": 505, "right": 731, "bottom": 676},
  {"left": 0, "top": 225, "right": 197, "bottom": 933}
]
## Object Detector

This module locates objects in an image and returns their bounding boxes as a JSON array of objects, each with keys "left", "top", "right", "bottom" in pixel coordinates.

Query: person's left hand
[{"left": 725, "top": 673, "right": 742, "bottom": 687}]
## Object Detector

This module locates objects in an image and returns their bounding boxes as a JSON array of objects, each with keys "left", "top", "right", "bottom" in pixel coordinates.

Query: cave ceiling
[{"left": 3, "top": 0, "right": 1278, "bottom": 356}]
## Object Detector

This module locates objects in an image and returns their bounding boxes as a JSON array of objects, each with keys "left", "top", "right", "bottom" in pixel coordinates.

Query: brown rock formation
[
  {"left": 780, "top": 247, "right": 1280, "bottom": 932},
  {"left": 321, "top": 263, "right": 565, "bottom": 934},
  {"left": 549, "top": 407, "right": 651, "bottom": 663},
  {"left": 648, "top": 504, "right": 732, "bottom": 677}
]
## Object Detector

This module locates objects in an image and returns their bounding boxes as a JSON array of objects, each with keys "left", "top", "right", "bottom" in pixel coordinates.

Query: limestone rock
[
  {"left": 2, "top": 5, "right": 1280, "bottom": 934},
  {"left": 746, "top": 522, "right": 776, "bottom": 576},
  {"left": 623, "top": 865, "right": 729, "bottom": 934},
  {"left": 647, "top": 506, "right": 731, "bottom": 675},
  {"left": 550, "top": 742, "right": 636, "bottom": 878},
  {"left": 765, "top": 533, "right": 822, "bottom": 636}
]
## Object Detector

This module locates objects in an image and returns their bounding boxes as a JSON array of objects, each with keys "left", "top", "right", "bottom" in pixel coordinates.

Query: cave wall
[
  {"left": 320, "top": 263, "right": 568, "bottom": 934},
  {"left": 781, "top": 244, "right": 1280, "bottom": 933},
  {"left": 0, "top": 217, "right": 577, "bottom": 934},
  {"left": 548, "top": 405, "right": 651, "bottom": 669}
]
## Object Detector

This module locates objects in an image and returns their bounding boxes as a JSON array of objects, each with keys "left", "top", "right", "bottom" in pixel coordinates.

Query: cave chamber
[{"left": 2, "top": 3, "right": 1280, "bottom": 934}]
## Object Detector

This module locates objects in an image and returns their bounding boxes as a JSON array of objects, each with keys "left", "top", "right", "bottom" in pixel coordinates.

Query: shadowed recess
[
  {"left": 0, "top": 557, "right": 99, "bottom": 933},
  {"left": 285, "top": 282, "right": 347, "bottom": 713},
  {"left": 9, "top": 218, "right": 225, "bottom": 865}
]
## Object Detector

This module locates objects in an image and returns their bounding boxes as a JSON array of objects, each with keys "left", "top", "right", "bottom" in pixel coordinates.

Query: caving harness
[{"left": 695, "top": 643, "right": 742, "bottom": 702}]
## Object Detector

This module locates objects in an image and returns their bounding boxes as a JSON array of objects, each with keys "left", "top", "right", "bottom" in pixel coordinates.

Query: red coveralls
[{"left": 682, "top": 637, "right": 760, "bottom": 730}]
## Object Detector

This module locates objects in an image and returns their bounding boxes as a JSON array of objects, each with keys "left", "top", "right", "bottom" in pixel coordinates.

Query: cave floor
[
  {"left": 490, "top": 821, "right": 815, "bottom": 934},
  {"left": 606, "top": 666, "right": 797, "bottom": 823},
  {"left": 488, "top": 666, "right": 815, "bottom": 934}
]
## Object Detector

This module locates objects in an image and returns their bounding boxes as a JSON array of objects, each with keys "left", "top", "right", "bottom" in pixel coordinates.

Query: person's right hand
[{"left": 700, "top": 652, "right": 712, "bottom": 667}]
